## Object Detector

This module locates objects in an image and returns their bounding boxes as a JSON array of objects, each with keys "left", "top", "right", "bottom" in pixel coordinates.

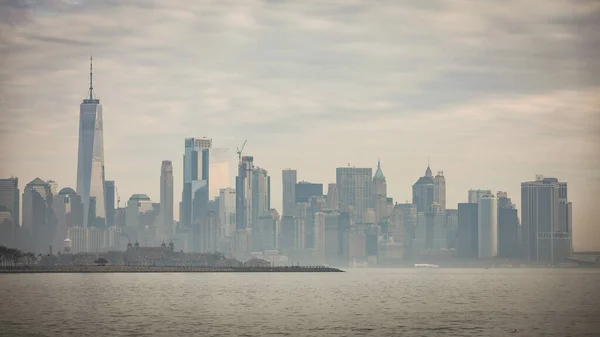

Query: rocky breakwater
[{"left": 0, "top": 265, "right": 344, "bottom": 273}]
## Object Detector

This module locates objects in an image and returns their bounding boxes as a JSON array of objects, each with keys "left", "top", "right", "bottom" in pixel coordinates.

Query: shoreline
[{"left": 0, "top": 266, "right": 344, "bottom": 274}]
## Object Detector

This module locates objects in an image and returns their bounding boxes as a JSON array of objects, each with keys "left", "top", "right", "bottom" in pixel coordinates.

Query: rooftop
[{"left": 129, "top": 194, "right": 151, "bottom": 201}]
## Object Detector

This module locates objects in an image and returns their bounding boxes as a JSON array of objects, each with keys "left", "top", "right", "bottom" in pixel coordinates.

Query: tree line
[{"left": 0, "top": 246, "right": 37, "bottom": 268}]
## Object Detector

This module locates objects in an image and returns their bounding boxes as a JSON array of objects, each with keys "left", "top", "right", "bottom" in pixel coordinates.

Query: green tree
[
  {"left": 23, "top": 252, "right": 37, "bottom": 266},
  {"left": 7, "top": 248, "right": 22, "bottom": 267},
  {"left": 0, "top": 245, "right": 8, "bottom": 267}
]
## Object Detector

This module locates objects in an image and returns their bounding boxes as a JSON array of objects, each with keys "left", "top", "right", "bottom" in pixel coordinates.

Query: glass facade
[{"left": 76, "top": 98, "right": 106, "bottom": 228}]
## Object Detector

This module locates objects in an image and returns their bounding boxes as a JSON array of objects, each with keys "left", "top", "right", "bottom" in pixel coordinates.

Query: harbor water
[{"left": 0, "top": 268, "right": 598, "bottom": 336}]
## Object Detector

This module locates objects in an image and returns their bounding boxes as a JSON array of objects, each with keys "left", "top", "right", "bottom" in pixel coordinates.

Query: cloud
[{"left": 0, "top": 0, "right": 599, "bottom": 250}]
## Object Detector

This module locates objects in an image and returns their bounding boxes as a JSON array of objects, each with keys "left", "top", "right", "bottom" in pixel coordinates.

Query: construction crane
[{"left": 236, "top": 140, "right": 247, "bottom": 164}]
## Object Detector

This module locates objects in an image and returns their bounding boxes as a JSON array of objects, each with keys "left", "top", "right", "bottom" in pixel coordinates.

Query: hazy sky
[{"left": 1, "top": 0, "right": 598, "bottom": 250}]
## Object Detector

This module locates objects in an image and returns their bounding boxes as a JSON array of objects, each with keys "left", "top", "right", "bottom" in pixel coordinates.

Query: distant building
[
  {"left": 372, "top": 160, "right": 388, "bottom": 223},
  {"left": 457, "top": 203, "right": 478, "bottom": 258},
  {"left": 433, "top": 171, "right": 446, "bottom": 211},
  {"left": 182, "top": 137, "right": 211, "bottom": 228},
  {"left": 105, "top": 181, "right": 115, "bottom": 227},
  {"left": 323, "top": 212, "right": 342, "bottom": 260},
  {"left": 309, "top": 196, "right": 328, "bottom": 249},
  {"left": 395, "top": 203, "right": 417, "bottom": 240},
  {"left": 478, "top": 194, "right": 497, "bottom": 258},
  {"left": 0, "top": 177, "right": 20, "bottom": 242},
  {"left": 252, "top": 167, "right": 270, "bottom": 228},
  {"left": 282, "top": 169, "right": 297, "bottom": 216},
  {"left": 66, "top": 225, "right": 120, "bottom": 254},
  {"left": 279, "top": 215, "right": 296, "bottom": 251},
  {"left": 219, "top": 188, "right": 236, "bottom": 238},
  {"left": 295, "top": 181, "right": 323, "bottom": 203},
  {"left": 209, "top": 148, "right": 229, "bottom": 200},
  {"left": 336, "top": 167, "right": 372, "bottom": 222},
  {"left": 468, "top": 189, "right": 491, "bottom": 204},
  {"left": 498, "top": 207, "right": 518, "bottom": 258},
  {"left": 326, "top": 183, "right": 339, "bottom": 211},
  {"left": 76, "top": 58, "right": 106, "bottom": 228},
  {"left": 46, "top": 180, "right": 58, "bottom": 196},
  {"left": 160, "top": 161, "right": 174, "bottom": 241},
  {"left": 253, "top": 209, "right": 279, "bottom": 252},
  {"left": 22, "top": 178, "right": 53, "bottom": 252},
  {"left": 412, "top": 165, "right": 434, "bottom": 213},
  {"left": 125, "top": 194, "right": 154, "bottom": 230},
  {"left": 194, "top": 211, "right": 219, "bottom": 253},
  {"left": 67, "top": 226, "right": 88, "bottom": 254},
  {"left": 445, "top": 209, "right": 459, "bottom": 249},
  {"left": 521, "top": 176, "right": 572, "bottom": 263},
  {"left": 343, "top": 227, "right": 366, "bottom": 264},
  {"left": 236, "top": 156, "right": 254, "bottom": 231}
]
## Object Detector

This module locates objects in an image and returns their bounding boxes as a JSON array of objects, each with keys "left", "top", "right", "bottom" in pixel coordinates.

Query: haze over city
[
  {"left": 1, "top": 0, "right": 599, "bottom": 252},
  {"left": 2, "top": 2, "right": 600, "bottom": 337}
]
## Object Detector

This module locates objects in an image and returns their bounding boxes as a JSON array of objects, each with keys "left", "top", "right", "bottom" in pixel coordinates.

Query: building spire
[
  {"left": 425, "top": 156, "right": 432, "bottom": 178},
  {"left": 374, "top": 158, "right": 386, "bottom": 181},
  {"left": 89, "top": 55, "right": 94, "bottom": 100}
]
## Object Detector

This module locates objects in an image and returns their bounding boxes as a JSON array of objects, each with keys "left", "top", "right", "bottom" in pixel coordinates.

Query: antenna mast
[{"left": 89, "top": 56, "right": 95, "bottom": 100}]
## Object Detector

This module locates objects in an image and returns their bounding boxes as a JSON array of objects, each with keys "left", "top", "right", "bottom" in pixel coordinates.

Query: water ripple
[{"left": 0, "top": 269, "right": 599, "bottom": 336}]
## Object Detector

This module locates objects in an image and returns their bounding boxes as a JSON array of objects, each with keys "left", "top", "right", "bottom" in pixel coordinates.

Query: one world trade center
[{"left": 76, "top": 57, "right": 106, "bottom": 228}]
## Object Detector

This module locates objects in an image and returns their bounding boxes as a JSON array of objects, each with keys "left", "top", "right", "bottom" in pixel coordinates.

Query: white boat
[{"left": 414, "top": 264, "right": 439, "bottom": 268}]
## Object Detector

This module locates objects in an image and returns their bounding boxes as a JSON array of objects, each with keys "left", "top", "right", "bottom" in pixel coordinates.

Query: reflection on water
[{"left": 0, "top": 269, "right": 599, "bottom": 336}]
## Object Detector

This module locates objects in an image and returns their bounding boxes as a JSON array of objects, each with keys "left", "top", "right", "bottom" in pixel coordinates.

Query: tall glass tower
[
  {"left": 76, "top": 57, "right": 106, "bottom": 228},
  {"left": 182, "top": 137, "right": 211, "bottom": 227}
]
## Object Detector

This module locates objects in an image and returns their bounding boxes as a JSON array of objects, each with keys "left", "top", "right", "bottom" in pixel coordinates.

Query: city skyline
[{"left": 0, "top": 1, "right": 598, "bottom": 251}]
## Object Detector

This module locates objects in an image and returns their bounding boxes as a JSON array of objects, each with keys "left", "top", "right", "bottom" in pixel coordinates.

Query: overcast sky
[{"left": 1, "top": 0, "right": 599, "bottom": 251}]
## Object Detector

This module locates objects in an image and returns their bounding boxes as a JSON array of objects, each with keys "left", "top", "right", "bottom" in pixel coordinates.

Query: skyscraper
[
  {"left": 395, "top": 202, "right": 417, "bottom": 240},
  {"left": 326, "top": 183, "right": 339, "bottom": 211},
  {"left": 253, "top": 209, "right": 279, "bottom": 252},
  {"left": 457, "top": 203, "right": 478, "bottom": 258},
  {"left": 182, "top": 137, "right": 211, "bottom": 227},
  {"left": 336, "top": 167, "right": 372, "bottom": 222},
  {"left": 478, "top": 194, "right": 498, "bottom": 258},
  {"left": 104, "top": 181, "right": 115, "bottom": 227},
  {"left": 0, "top": 177, "right": 20, "bottom": 230},
  {"left": 282, "top": 169, "right": 297, "bottom": 216},
  {"left": 521, "top": 176, "right": 572, "bottom": 263},
  {"left": 252, "top": 167, "right": 270, "bottom": 228},
  {"left": 295, "top": 181, "right": 323, "bottom": 203},
  {"left": 468, "top": 189, "right": 491, "bottom": 204},
  {"left": 372, "top": 159, "right": 387, "bottom": 223},
  {"left": 209, "top": 148, "right": 229, "bottom": 200},
  {"left": 22, "top": 178, "right": 53, "bottom": 252},
  {"left": 412, "top": 164, "right": 434, "bottom": 213},
  {"left": 497, "top": 192, "right": 518, "bottom": 258},
  {"left": 236, "top": 156, "right": 254, "bottom": 230},
  {"left": 160, "top": 160, "right": 174, "bottom": 240},
  {"left": 433, "top": 171, "right": 446, "bottom": 211},
  {"left": 76, "top": 57, "right": 106, "bottom": 228},
  {"left": 219, "top": 188, "right": 236, "bottom": 237}
]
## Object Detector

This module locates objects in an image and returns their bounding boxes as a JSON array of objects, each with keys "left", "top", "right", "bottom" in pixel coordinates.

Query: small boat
[{"left": 414, "top": 264, "right": 439, "bottom": 268}]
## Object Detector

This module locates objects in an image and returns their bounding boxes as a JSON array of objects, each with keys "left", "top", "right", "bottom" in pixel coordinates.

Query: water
[{"left": 1, "top": 268, "right": 599, "bottom": 336}]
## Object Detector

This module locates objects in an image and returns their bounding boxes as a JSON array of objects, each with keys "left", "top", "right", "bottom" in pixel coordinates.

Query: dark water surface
[{"left": 1, "top": 268, "right": 599, "bottom": 336}]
